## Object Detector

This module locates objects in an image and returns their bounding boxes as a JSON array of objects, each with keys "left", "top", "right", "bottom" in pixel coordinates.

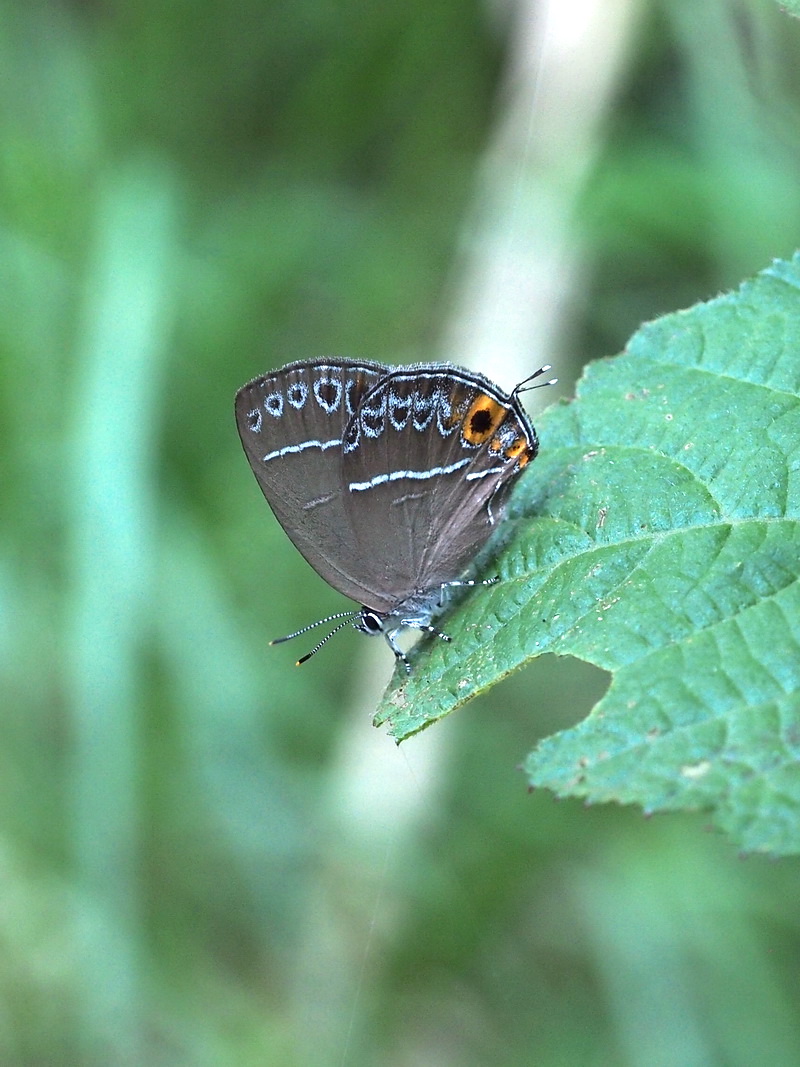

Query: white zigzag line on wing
[
  {"left": 262, "top": 438, "right": 342, "bottom": 462},
  {"left": 349, "top": 458, "right": 471, "bottom": 492}
]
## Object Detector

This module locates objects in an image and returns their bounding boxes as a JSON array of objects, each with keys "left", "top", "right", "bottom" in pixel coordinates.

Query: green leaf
[
  {"left": 375, "top": 253, "right": 800, "bottom": 856},
  {"left": 776, "top": 0, "right": 800, "bottom": 18}
]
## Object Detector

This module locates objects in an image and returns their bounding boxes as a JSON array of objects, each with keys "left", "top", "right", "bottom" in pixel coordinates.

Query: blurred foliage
[{"left": 2, "top": 0, "right": 800, "bottom": 1064}]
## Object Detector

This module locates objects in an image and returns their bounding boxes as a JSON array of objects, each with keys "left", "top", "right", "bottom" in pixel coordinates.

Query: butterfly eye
[{"left": 359, "top": 610, "right": 384, "bottom": 634}]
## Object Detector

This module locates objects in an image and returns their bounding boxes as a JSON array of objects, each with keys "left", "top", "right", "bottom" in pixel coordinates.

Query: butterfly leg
[
  {"left": 436, "top": 575, "right": 499, "bottom": 607},
  {"left": 383, "top": 629, "right": 413, "bottom": 674},
  {"left": 400, "top": 621, "right": 452, "bottom": 642},
  {"left": 385, "top": 621, "right": 452, "bottom": 674}
]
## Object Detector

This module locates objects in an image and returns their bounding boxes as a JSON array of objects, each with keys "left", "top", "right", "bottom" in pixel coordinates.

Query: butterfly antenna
[
  {"left": 270, "top": 610, "right": 360, "bottom": 646},
  {"left": 270, "top": 610, "right": 360, "bottom": 665},
  {"left": 295, "top": 616, "right": 358, "bottom": 666},
  {"left": 513, "top": 364, "right": 558, "bottom": 396}
]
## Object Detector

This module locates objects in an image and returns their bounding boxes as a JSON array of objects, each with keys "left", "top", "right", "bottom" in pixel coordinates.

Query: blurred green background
[{"left": 3, "top": 0, "right": 800, "bottom": 1063}]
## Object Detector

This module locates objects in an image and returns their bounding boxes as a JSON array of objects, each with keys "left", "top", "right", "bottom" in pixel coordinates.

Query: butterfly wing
[
  {"left": 341, "top": 367, "right": 537, "bottom": 607},
  {"left": 235, "top": 358, "right": 390, "bottom": 604}
]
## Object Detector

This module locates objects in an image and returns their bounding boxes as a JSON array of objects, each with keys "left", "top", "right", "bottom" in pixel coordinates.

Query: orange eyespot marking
[
  {"left": 504, "top": 436, "right": 529, "bottom": 460},
  {"left": 463, "top": 395, "right": 506, "bottom": 445}
]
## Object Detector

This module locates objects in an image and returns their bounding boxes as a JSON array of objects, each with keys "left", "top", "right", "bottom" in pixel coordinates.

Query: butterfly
[{"left": 235, "top": 358, "right": 554, "bottom": 671}]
